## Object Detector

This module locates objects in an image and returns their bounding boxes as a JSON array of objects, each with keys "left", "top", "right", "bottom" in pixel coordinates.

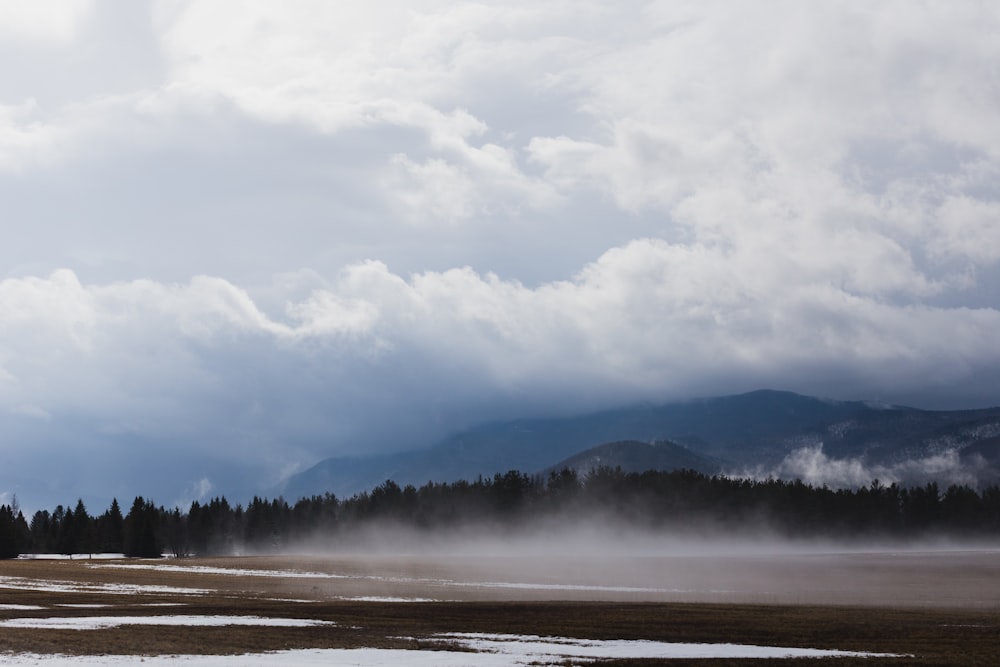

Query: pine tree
[
  {"left": 14, "top": 511, "right": 30, "bottom": 555},
  {"left": 29, "top": 510, "right": 51, "bottom": 554},
  {"left": 57, "top": 504, "right": 77, "bottom": 556},
  {"left": 0, "top": 505, "right": 19, "bottom": 559},
  {"left": 97, "top": 498, "right": 125, "bottom": 553},
  {"left": 73, "top": 499, "right": 94, "bottom": 556},
  {"left": 123, "top": 497, "right": 161, "bottom": 558}
]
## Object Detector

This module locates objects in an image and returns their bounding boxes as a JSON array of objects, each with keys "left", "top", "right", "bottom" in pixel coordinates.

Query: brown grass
[{"left": 0, "top": 555, "right": 998, "bottom": 665}]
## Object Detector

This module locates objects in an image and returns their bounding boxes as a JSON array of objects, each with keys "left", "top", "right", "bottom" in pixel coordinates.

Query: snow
[
  {"left": 18, "top": 554, "right": 126, "bottom": 560},
  {"left": 0, "top": 576, "right": 211, "bottom": 596},
  {"left": 89, "top": 564, "right": 344, "bottom": 579},
  {"left": 0, "top": 635, "right": 904, "bottom": 666},
  {"left": 435, "top": 632, "right": 900, "bottom": 659},
  {"left": 0, "top": 604, "right": 45, "bottom": 610},
  {"left": 335, "top": 596, "right": 440, "bottom": 602},
  {"left": 89, "top": 563, "right": 684, "bottom": 594},
  {"left": 0, "top": 615, "right": 336, "bottom": 630},
  {"left": 0, "top": 650, "right": 498, "bottom": 666}
]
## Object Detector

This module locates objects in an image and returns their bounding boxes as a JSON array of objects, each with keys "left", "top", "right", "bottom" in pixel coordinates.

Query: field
[{"left": 1, "top": 546, "right": 999, "bottom": 665}]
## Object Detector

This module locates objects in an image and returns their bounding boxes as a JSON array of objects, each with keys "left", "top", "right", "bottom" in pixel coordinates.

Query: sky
[{"left": 2, "top": 1, "right": 1000, "bottom": 512}]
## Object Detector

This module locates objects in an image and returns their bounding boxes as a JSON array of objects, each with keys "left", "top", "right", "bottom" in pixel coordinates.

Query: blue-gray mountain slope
[
  {"left": 540, "top": 439, "right": 724, "bottom": 478},
  {"left": 279, "top": 390, "right": 1000, "bottom": 500}
]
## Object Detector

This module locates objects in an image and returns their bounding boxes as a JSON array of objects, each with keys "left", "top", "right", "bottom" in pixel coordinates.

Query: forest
[{"left": 2, "top": 467, "right": 1000, "bottom": 558}]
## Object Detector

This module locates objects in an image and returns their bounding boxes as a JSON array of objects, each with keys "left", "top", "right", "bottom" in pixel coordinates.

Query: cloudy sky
[{"left": 2, "top": 1, "right": 1000, "bottom": 511}]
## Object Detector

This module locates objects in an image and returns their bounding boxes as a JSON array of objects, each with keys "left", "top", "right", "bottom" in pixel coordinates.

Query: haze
[
  {"left": 2, "top": 2, "right": 1000, "bottom": 511},
  {"left": 191, "top": 522, "right": 1000, "bottom": 608}
]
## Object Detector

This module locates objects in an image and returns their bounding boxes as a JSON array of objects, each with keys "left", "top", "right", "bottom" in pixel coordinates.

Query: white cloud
[
  {"left": 1, "top": 245, "right": 998, "bottom": 510},
  {"left": 174, "top": 476, "right": 213, "bottom": 510},
  {"left": 0, "top": 98, "right": 65, "bottom": 170},
  {"left": 2, "top": 248, "right": 998, "bottom": 451},
  {"left": 0, "top": 1, "right": 93, "bottom": 43},
  {"left": 527, "top": 1, "right": 1000, "bottom": 276},
  {"left": 151, "top": 3, "right": 579, "bottom": 226},
  {"left": 2, "top": 2, "right": 1000, "bottom": 509},
  {"left": 745, "top": 445, "right": 991, "bottom": 490},
  {"left": 932, "top": 197, "right": 1000, "bottom": 264}
]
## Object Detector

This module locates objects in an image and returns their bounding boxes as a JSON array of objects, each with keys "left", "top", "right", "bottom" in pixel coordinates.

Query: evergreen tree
[
  {"left": 57, "top": 504, "right": 78, "bottom": 555},
  {"left": 96, "top": 498, "right": 125, "bottom": 553},
  {"left": 123, "top": 497, "right": 161, "bottom": 558},
  {"left": 0, "top": 505, "right": 19, "bottom": 559},
  {"left": 14, "top": 511, "right": 30, "bottom": 555},
  {"left": 29, "top": 510, "right": 52, "bottom": 554},
  {"left": 47, "top": 505, "right": 65, "bottom": 553},
  {"left": 13, "top": 469, "right": 1000, "bottom": 557},
  {"left": 163, "top": 508, "right": 188, "bottom": 557}
]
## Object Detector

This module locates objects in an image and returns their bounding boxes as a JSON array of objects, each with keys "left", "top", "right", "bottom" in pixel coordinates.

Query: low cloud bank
[{"left": 740, "top": 445, "right": 996, "bottom": 490}]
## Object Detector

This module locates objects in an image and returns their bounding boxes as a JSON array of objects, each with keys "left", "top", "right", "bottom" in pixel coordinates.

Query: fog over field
[
  {"left": 208, "top": 520, "right": 1000, "bottom": 607},
  {"left": 1, "top": 543, "right": 998, "bottom": 663}
]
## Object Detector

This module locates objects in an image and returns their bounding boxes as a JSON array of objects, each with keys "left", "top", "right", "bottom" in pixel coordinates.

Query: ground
[{"left": 0, "top": 547, "right": 998, "bottom": 665}]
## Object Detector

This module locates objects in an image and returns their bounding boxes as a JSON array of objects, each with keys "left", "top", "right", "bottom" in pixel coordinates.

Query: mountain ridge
[
  {"left": 277, "top": 390, "right": 1000, "bottom": 500},
  {"left": 539, "top": 439, "right": 725, "bottom": 478}
]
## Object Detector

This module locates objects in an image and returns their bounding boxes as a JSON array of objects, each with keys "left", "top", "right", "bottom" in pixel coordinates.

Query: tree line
[{"left": 2, "top": 467, "right": 999, "bottom": 558}]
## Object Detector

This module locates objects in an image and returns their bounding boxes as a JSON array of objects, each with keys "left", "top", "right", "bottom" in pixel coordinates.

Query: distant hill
[
  {"left": 539, "top": 439, "right": 724, "bottom": 478},
  {"left": 277, "top": 390, "right": 1000, "bottom": 500}
]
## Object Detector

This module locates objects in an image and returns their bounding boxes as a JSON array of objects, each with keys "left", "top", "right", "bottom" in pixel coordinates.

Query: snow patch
[
  {"left": 336, "top": 596, "right": 440, "bottom": 602},
  {"left": 88, "top": 563, "right": 686, "bottom": 594},
  {"left": 0, "top": 604, "right": 45, "bottom": 610},
  {"left": 89, "top": 564, "right": 344, "bottom": 579},
  {"left": 0, "top": 575, "right": 211, "bottom": 596},
  {"left": 0, "top": 637, "right": 906, "bottom": 666},
  {"left": 435, "top": 632, "right": 901, "bottom": 660},
  {"left": 18, "top": 554, "right": 126, "bottom": 560},
  {"left": 0, "top": 615, "right": 336, "bottom": 630}
]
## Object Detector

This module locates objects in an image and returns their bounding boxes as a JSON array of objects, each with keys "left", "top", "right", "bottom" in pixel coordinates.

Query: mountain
[
  {"left": 540, "top": 439, "right": 724, "bottom": 478},
  {"left": 277, "top": 390, "right": 1000, "bottom": 500}
]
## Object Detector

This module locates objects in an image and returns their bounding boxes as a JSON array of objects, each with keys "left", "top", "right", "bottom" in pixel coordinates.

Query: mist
[
  {"left": 231, "top": 482, "right": 1000, "bottom": 561},
  {"left": 276, "top": 514, "right": 997, "bottom": 559},
  {"left": 740, "top": 444, "right": 998, "bottom": 490},
  {"left": 219, "top": 516, "right": 1000, "bottom": 609}
]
